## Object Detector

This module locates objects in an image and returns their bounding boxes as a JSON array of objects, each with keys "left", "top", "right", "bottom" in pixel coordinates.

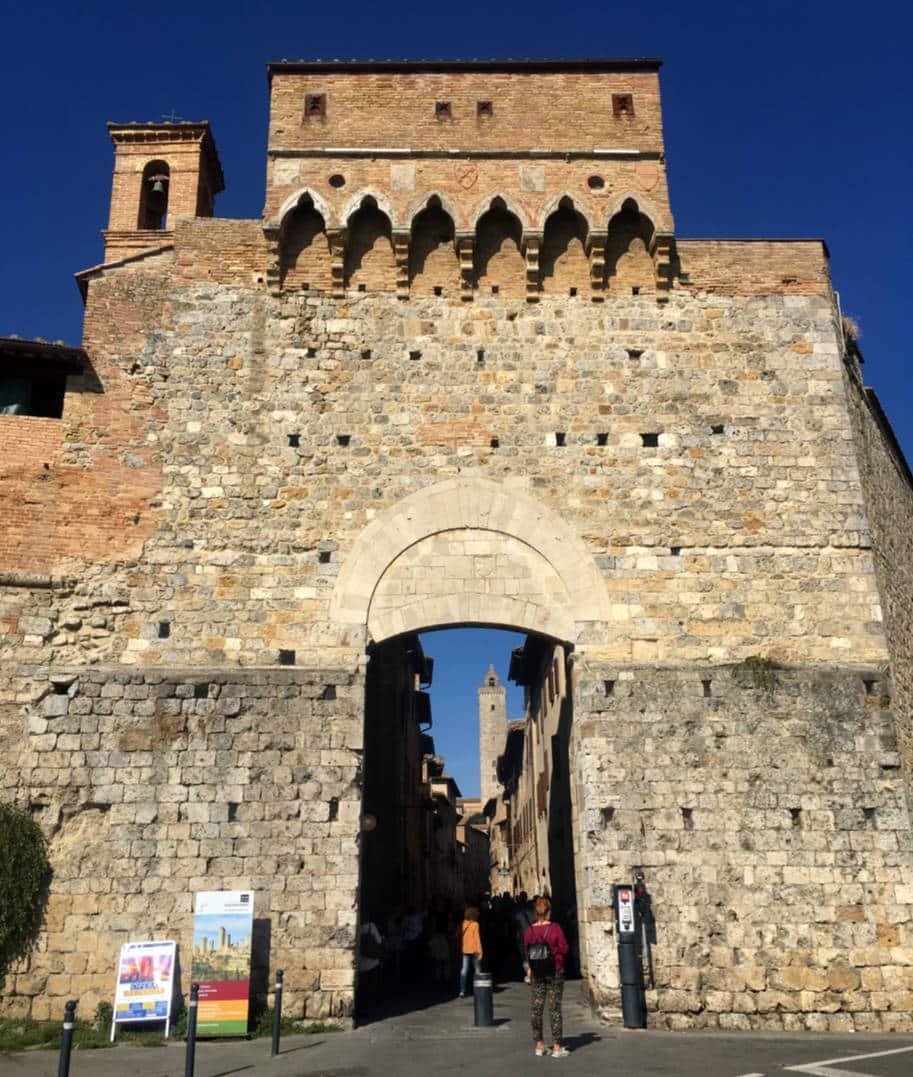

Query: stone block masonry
[
  {"left": 0, "top": 665, "right": 364, "bottom": 1024},
  {"left": 1, "top": 57, "right": 911, "bottom": 1029},
  {"left": 572, "top": 662, "right": 913, "bottom": 1031}
]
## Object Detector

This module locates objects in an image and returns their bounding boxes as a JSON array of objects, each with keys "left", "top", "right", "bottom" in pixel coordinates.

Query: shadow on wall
[{"left": 345, "top": 197, "right": 396, "bottom": 292}]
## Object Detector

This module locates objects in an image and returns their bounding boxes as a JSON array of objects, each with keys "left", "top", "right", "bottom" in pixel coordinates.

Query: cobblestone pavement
[{"left": 2, "top": 982, "right": 913, "bottom": 1077}]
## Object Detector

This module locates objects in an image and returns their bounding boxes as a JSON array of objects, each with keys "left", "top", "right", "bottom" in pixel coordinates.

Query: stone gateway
[{"left": 1, "top": 58, "right": 911, "bottom": 1030}]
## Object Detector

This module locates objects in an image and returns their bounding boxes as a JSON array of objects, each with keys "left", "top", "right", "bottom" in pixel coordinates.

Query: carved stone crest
[{"left": 456, "top": 164, "right": 478, "bottom": 190}]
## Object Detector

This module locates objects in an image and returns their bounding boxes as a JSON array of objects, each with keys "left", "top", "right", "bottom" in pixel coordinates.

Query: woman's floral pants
[{"left": 531, "top": 971, "right": 564, "bottom": 1041}]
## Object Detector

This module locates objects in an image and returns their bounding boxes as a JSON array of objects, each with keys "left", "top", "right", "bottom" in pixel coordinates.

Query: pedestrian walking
[
  {"left": 458, "top": 905, "right": 484, "bottom": 997},
  {"left": 524, "top": 896, "right": 570, "bottom": 1058},
  {"left": 513, "top": 890, "right": 534, "bottom": 982}
]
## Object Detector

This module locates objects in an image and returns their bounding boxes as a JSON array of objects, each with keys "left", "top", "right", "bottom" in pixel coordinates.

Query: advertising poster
[
  {"left": 191, "top": 890, "right": 254, "bottom": 1035},
  {"left": 112, "top": 940, "right": 176, "bottom": 1039}
]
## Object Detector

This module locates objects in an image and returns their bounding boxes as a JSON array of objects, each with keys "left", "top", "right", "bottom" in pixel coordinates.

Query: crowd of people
[{"left": 359, "top": 891, "right": 574, "bottom": 1056}]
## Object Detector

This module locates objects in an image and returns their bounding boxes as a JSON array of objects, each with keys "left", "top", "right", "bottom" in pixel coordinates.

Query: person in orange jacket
[{"left": 458, "top": 905, "right": 483, "bottom": 997}]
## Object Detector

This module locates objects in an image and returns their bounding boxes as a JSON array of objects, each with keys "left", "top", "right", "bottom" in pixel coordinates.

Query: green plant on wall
[
  {"left": 739, "top": 655, "right": 780, "bottom": 696},
  {"left": 0, "top": 802, "right": 52, "bottom": 980}
]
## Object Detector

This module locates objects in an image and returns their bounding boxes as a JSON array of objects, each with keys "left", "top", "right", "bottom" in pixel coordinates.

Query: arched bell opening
[
  {"left": 137, "top": 160, "right": 170, "bottom": 231},
  {"left": 539, "top": 197, "right": 590, "bottom": 296},
  {"left": 605, "top": 198, "right": 656, "bottom": 296},
  {"left": 345, "top": 197, "right": 396, "bottom": 293},
  {"left": 473, "top": 197, "right": 525, "bottom": 299},
  {"left": 409, "top": 196, "right": 459, "bottom": 298},
  {"left": 279, "top": 195, "right": 332, "bottom": 292}
]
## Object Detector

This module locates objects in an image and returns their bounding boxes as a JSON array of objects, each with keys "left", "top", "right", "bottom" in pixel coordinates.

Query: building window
[{"left": 0, "top": 372, "right": 66, "bottom": 418}]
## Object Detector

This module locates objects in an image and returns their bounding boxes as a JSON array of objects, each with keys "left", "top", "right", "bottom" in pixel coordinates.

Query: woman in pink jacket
[{"left": 523, "top": 896, "right": 570, "bottom": 1057}]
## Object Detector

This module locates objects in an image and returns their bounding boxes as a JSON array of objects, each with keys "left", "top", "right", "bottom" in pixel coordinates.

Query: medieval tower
[
  {"left": 478, "top": 663, "right": 507, "bottom": 806},
  {"left": 1, "top": 58, "right": 912, "bottom": 1031}
]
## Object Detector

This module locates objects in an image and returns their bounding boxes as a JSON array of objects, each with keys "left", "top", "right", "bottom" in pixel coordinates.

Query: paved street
[{"left": 1, "top": 982, "right": 912, "bottom": 1077}]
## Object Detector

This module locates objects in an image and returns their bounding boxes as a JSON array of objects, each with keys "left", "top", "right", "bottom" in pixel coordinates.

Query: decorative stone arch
[
  {"left": 406, "top": 191, "right": 462, "bottom": 231},
  {"left": 538, "top": 192, "right": 596, "bottom": 234},
  {"left": 341, "top": 188, "right": 396, "bottom": 229},
  {"left": 604, "top": 191, "right": 662, "bottom": 243},
  {"left": 277, "top": 187, "right": 334, "bottom": 231},
  {"left": 468, "top": 193, "right": 530, "bottom": 232},
  {"left": 330, "top": 477, "right": 610, "bottom": 645}
]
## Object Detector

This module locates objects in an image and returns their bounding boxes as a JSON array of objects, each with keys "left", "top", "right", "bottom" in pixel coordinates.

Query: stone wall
[
  {"left": 3, "top": 58, "right": 912, "bottom": 1028},
  {"left": 844, "top": 358, "right": 913, "bottom": 797},
  {"left": 571, "top": 661, "right": 913, "bottom": 1031},
  {"left": 0, "top": 664, "right": 364, "bottom": 1023}
]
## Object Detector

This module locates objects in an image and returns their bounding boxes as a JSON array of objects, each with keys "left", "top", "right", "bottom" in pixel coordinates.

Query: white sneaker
[
  {"left": 535, "top": 1046, "right": 550, "bottom": 1056},
  {"left": 552, "top": 1046, "right": 569, "bottom": 1058}
]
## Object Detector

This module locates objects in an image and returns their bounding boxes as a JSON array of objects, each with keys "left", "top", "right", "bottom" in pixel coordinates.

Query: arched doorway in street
[{"left": 329, "top": 477, "right": 610, "bottom": 1020}]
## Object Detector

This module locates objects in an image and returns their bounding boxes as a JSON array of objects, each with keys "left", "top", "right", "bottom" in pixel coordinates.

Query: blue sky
[{"left": 3, "top": 1, "right": 909, "bottom": 795}]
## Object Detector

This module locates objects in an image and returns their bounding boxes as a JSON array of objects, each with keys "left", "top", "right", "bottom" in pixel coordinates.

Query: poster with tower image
[{"left": 191, "top": 891, "right": 254, "bottom": 1035}]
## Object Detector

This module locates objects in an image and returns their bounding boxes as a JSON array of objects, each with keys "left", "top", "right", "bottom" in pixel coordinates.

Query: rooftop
[{"left": 267, "top": 57, "right": 663, "bottom": 78}]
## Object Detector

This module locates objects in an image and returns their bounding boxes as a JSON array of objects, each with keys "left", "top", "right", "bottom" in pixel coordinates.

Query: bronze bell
[{"left": 151, "top": 178, "right": 166, "bottom": 196}]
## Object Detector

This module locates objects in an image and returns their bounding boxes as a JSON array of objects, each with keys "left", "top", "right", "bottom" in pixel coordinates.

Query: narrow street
[{"left": 2, "top": 982, "right": 912, "bottom": 1077}]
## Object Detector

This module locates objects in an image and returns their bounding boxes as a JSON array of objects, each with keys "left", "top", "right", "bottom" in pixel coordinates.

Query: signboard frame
[
  {"left": 111, "top": 939, "right": 177, "bottom": 1041},
  {"left": 191, "top": 890, "right": 254, "bottom": 1037}
]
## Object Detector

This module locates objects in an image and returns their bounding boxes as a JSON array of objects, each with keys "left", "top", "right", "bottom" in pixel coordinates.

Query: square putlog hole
[
  {"left": 612, "top": 93, "right": 634, "bottom": 117},
  {"left": 304, "top": 93, "right": 326, "bottom": 118},
  {"left": 278, "top": 649, "right": 296, "bottom": 666},
  {"left": 435, "top": 101, "right": 452, "bottom": 119},
  {"left": 477, "top": 100, "right": 493, "bottom": 117}
]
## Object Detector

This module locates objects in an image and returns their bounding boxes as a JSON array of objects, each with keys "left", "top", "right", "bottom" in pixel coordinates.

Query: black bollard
[
  {"left": 57, "top": 999, "right": 77, "bottom": 1077},
  {"left": 614, "top": 883, "right": 646, "bottom": 1029},
  {"left": 271, "top": 969, "right": 284, "bottom": 1057},
  {"left": 185, "top": 983, "right": 199, "bottom": 1077},
  {"left": 473, "top": 971, "right": 494, "bottom": 1027}
]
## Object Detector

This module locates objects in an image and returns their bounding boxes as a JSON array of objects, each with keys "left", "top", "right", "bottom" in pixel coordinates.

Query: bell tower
[
  {"left": 103, "top": 121, "right": 224, "bottom": 262},
  {"left": 478, "top": 664, "right": 507, "bottom": 806}
]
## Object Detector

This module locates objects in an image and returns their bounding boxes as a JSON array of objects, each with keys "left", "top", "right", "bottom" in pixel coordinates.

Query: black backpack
[{"left": 526, "top": 925, "right": 555, "bottom": 978}]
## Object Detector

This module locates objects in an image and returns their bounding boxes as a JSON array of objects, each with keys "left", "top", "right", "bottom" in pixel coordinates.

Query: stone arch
[
  {"left": 604, "top": 191, "right": 661, "bottom": 238},
  {"left": 409, "top": 196, "right": 460, "bottom": 297},
  {"left": 539, "top": 197, "right": 590, "bottom": 296},
  {"left": 277, "top": 187, "right": 334, "bottom": 230},
  {"left": 406, "top": 190, "right": 461, "bottom": 231},
  {"left": 279, "top": 195, "right": 332, "bottom": 292},
  {"left": 605, "top": 197, "right": 656, "bottom": 296},
  {"left": 345, "top": 196, "right": 396, "bottom": 292},
  {"left": 330, "top": 477, "right": 610, "bottom": 645},
  {"left": 473, "top": 197, "right": 525, "bottom": 299},
  {"left": 538, "top": 191, "right": 596, "bottom": 234},
  {"left": 469, "top": 192, "right": 529, "bottom": 231},
  {"left": 341, "top": 187, "right": 396, "bottom": 229}
]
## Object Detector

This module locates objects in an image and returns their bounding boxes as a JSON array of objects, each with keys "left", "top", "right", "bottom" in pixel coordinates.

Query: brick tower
[
  {"left": 104, "top": 121, "right": 224, "bottom": 261},
  {"left": 479, "top": 664, "right": 506, "bottom": 805}
]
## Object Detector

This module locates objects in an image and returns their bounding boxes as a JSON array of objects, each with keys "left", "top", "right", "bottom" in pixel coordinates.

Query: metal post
[
  {"left": 184, "top": 983, "right": 199, "bottom": 1077},
  {"left": 57, "top": 999, "right": 77, "bottom": 1077},
  {"left": 472, "top": 970, "right": 494, "bottom": 1027},
  {"left": 614, "top": 883, "right": 646, "bottom": 1029},
  {"left": 271, "top": 969, "right": 284, "bottom": 1057}
]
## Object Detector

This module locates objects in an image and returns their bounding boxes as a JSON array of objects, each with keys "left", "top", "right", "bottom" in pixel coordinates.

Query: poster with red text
[
  {"left": 191, "top": 891, "right": 254, "bottom": 1035},
  {"left": 112, "top": 940, "right": 176, "bottom": 1038}
]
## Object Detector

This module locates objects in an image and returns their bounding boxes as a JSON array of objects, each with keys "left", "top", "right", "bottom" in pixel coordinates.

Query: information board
[
  {"left": 191, "top": 890, "right": 254, "bottom": 1036},
  {"left": 111, "top": 939, "right": 177, "bottom": 1039}
]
